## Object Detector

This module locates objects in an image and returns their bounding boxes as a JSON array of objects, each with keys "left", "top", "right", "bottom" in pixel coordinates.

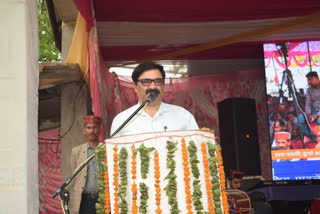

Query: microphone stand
[
  {"left": 278, "top": 43, "right": 310, "bottom": 146},
  {"left": 52, "top": 92, "right": 158, "bottom": 213}
]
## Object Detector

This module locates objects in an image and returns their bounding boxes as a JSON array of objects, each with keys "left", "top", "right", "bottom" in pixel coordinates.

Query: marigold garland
[
  {"left": 95, "top": 146, "right": 110, "bottom": 214},
  {"left": 130, "top": 145, "right": 138, "bottom": 214},
  {"left": 119, "top": 147, "right": 128, "bottom": 214},
  {"left": 102, "top": 137, "right": 225, "bottom": 214},
  {"left": 104, "top": 148, "right": 111, "bottom": 214},
  {"left": 181, "top": 138, "right": 193, "bottom": 214},
  {"left": 201, "top": 142, "right": 215, "bottom": 214},
  {"left": 113, "top": 146, "right": 120, "bottom": 214},
  {"left": 154, "top": 152, "right": 162, "bottom": 214},
  {"left": 216, "top": 147, "right": 229, "bottom": 214}
]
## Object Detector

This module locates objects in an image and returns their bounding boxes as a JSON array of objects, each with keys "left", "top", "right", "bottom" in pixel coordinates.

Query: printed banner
[{"left": 272, "top": 149, "right": 320, "bottom": 160}]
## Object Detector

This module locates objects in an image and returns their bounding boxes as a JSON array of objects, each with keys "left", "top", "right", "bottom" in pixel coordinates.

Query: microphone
[{"left": 146, "top": 90, "right": 159, "bottom": 103}]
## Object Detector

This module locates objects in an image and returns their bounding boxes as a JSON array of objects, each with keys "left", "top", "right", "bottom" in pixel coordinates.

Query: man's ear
[{"left": 133, "top": 82, "right": 138, "bottom": 93}]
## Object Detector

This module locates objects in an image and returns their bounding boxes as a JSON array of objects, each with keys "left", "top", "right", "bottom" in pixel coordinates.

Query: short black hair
[
  {"left": 131, "top": 61, "right": 165, "bottom": 83},
  {"left": 306, "top": 71, "right": 318, "bottom": 78}
]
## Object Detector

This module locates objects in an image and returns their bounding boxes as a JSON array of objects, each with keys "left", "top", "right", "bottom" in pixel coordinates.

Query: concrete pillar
[
  {"left": 61, "top": 24, "right": 75, "bottom": 61},
  {"left": 0, "top": 0, "right": 39, "bottom": 213},
  {"left": 60, "top": 82, "right": 89, "bottom": 181}
]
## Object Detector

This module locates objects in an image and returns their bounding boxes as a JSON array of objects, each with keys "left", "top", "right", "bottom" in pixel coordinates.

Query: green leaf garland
[
  {"left": 206, "top": 142, "right": 222, "bottom": 212},
  {"left": 187, "top": 141, "right": 204, "bottom": 213},
  {"left": 135, "top": 144, "right": 155, "bottom": 179},
  {"left": 95, "top": 146, "right": 108, "bottom": 214},
  {"left": 164, "top": 140, "right": 180, "bottom": 214},
  {"left": 139, "top": 182, "right": 149, "bottom": 214}
]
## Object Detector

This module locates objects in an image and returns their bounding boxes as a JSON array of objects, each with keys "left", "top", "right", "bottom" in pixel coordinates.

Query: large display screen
[{"left": 263, "top": 41, "right": 320, "bottom": 180}]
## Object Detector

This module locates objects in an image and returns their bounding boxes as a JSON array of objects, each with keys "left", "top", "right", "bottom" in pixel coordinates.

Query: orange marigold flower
[
  {"left": 186, "top": 204, "right": 192, "bottom": 210},
  {"left": 155, "top": 209, "right": 162, "bottom": 214}
]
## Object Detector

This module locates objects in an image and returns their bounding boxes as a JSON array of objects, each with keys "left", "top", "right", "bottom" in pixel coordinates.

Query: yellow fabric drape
[{"left": 65, "top": 12, "right": 89, "bottom": 84}]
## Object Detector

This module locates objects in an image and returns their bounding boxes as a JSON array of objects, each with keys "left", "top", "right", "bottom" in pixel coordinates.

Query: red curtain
[{"left": 39, "top": 128, "right": 62, "bottom": 214}]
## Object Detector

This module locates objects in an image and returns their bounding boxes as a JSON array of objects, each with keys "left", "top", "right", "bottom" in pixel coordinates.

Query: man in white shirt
[{"left": 110, "top": 61, "right": 202, "bottom": 137}]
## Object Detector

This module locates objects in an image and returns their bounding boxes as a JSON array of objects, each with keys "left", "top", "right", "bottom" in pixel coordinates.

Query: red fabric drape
[
  {"left": 73, "top": 0, "right": 94, "bottom": 31},
  {"left": 39, "top": 128, "right": 62, "bottom": 214}
]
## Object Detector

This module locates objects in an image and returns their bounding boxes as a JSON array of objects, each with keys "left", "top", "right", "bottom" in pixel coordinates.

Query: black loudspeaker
[{"left": 218, "top": 98, "right": 261, "bottom": 176}]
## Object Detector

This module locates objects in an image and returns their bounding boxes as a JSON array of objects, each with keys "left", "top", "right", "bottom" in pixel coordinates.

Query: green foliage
[{"left": 38, "top": 0, "right": 61, "bottom": 62}]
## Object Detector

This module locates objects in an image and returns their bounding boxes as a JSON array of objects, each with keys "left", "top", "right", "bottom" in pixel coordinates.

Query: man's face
[
  {"left": 273, "top": 121, "right": 281, "bottom": 132},
  {"left": 307, "top": 76, "right": 320, "bottom": 87},
  {"left": 229, "top": 178, "right": 241, "bottom": 189},
  {"left": 83, "top": 122, "right": 100, "bottom": 141},
  {"left": 276, "top": 139, "right": 291, "bottom": 150},
  {"left": 288, "top": 114, "right": 295, "bottom": 122},
  {"left": 133, "top": 69, "right": 164, "bottom": 104}
]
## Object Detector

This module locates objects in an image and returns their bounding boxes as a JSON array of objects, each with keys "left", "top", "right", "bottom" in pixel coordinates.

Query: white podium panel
[{"left": 104, "top": 130, "right": 228, "bottom": 214}]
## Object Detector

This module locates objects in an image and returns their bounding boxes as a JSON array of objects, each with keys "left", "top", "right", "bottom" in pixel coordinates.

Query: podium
[{"left": 96, "top": 130, "right": 229, "bottom": 214}]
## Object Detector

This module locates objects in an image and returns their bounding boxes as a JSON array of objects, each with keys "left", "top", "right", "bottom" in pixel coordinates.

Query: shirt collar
[
  {"left": 87, "top": 142, "right": 100, "bottom": 150},
  {"left": 136, "top": 102, "right": 169, "bottom": 118}
]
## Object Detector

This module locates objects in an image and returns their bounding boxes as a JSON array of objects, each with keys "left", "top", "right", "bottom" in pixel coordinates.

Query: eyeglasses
[{"left": 136, "top": 78, "right": 165, "bottom": 86}]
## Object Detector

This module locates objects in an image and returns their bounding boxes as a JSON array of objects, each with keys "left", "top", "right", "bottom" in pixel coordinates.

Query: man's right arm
[
  {"left": 305, "top": 88, "right": 311, "bottom": 115},
  {"left": 304, "top": 88, "right": 318, "bottom": 122}
]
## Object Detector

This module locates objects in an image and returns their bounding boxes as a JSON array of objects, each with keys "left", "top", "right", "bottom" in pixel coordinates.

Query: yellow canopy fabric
[{"left": 65, "top": 12, "right": 89, "bottom": 84}]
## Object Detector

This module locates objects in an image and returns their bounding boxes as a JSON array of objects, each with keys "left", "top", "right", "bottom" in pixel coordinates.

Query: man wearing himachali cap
[
  {"left": 227, "top": 169, "right": 244, "bottom": 190},
  {"left": 69, "top": 115, "right": 102, "bottom": 214},
  {"left": 274, "top": 132, "right": 291, "bottom": 150}
]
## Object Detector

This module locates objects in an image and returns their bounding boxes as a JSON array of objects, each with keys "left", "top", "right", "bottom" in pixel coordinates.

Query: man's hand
[
  {"left": 307, "top": 114, "right": 318, "bottom": 123},
  {"left": 200, "top": 127, "right": 214, "bottom": 134}
]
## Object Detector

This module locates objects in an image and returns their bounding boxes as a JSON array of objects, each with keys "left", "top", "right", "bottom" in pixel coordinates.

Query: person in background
[
  {"left": 294, "top": 71, "right": 320, "bottom": 139},
  {"left": 286, "top": 111, "right": 297, "bottom": 133},
  {"left": 270, "top": 119, "right": 287, "bottom": 148},
  {"left": 227, "top": 169, "right": 244, "bottom": 190},
  {"left": 290, "top": 126, "right": 304, "bottom": 149},
  {"left": 69, "top": 115, "right": 102, "bottom": 214},
  {"left": 274, "top": 132, "right": 291, "bottom": 150}
]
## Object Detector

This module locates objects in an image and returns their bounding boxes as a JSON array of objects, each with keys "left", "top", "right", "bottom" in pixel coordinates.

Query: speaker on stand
[{"left": 218, "top": 98, "right": 261, "bottom": 176}]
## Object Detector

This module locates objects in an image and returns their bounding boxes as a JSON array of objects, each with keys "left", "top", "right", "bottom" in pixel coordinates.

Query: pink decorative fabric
[
  {"left": 88, "top": 27, "right": 271, "bottom": 179},
  {"left": 264, "top": 41, "right": 320, "bottom": 69},
  {"left": 39, "top": 128, "right": 62, "bottom": 214}
]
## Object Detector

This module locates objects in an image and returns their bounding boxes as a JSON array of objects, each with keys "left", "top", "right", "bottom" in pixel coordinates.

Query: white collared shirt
[{"left": 110, "top": 102, "right": 199, "bottom": 137}]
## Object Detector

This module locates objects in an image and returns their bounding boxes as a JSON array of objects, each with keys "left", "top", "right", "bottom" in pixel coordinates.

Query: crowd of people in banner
[{"left": 267, "top": 71, "right": 320, "bottom": 150}]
